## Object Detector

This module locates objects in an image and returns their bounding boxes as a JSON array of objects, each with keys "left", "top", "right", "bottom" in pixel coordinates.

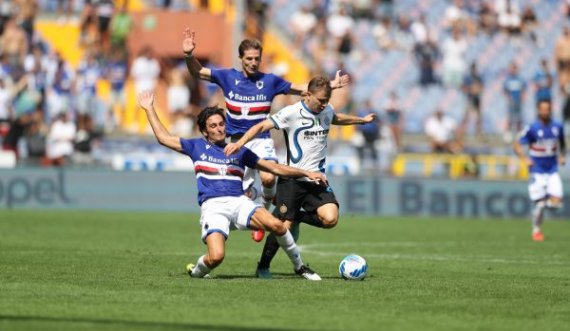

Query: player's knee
[
  {"left": 261, "top": 176, "right": 276, "bottom": 188},
  {"left": 266, "top": 219, "right": 287, "bottom": 236},
  {"left": 321, "top": 216, "right": 338, "bottom": 229}
]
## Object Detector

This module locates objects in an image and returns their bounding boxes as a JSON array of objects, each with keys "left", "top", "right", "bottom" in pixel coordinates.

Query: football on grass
[{"left": 339, "top": 254, "right": 368, "bottom": 280}]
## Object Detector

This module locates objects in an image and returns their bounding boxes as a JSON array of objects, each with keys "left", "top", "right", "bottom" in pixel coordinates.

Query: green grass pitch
[{"left": 1, "top": 210, "right": 569, "bottom": 331}]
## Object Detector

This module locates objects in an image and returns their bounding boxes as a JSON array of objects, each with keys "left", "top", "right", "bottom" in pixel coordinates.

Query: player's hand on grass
[
  {"left": 183, "top": 28, "right": 196, "bottom": 55},
  {"left": 224, "top": 142, "right": 242, "bottom": 156},
  {"left": 331, "top": 70, "right": 350, "bottom": 89},
  {"left": 307, "top": 172, "right": 328, "bottom": 186},
  {"left": 137, "top": 91, "right": 154, "bottom": 110}
]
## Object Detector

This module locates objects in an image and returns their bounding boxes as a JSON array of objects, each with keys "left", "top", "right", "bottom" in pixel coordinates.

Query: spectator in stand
[
  {"left": 76, "top": 51, "right": 102, "bottom": 132},
  {"left": 555, "top": 27, "right": 570, "bottom": 92},
  {"left": 444, "top": 0, "right": 475, "bottom": 35},
  {"left": 289, "top": 6, "right": 317, "bottom": 52},
  {"left": 0, "top": 17, "right": 28, "bottom": 66},
  {"left": 503, "top": 62, "right": 526, "bottom": 141},
  {"left": 79, "top": 0, "right": 95, "bottom": 45},
  {"left": 46, "top": 55, "right": 74, "bottom": 124},
  {"left": 410, "top": 13, "right": 432, "bottom": 46},
  {"left": 45, "top": 111, "right": 76, "bottom": 166},
  {"left": 533, "top": 59, "right": 553, "bottom": 104},
  {"left": 24, "top": 44, "right": 49, "bottom": 110},
  {"left": 95, "top": 0, "right": 114, "bottom": 53},
  {"left": 25, "top": 109, "right": 47, "bottom": 165},
  {"left": 15, "top": 0, "right": 38, "bottom": 46},
  {"left": 131, "top": 46, "right": 161, "bottom": 94},
  {"left": 167, "top": 65, "right": 192, "bottom": 138},
  {"left": 414, "top": 35, "right": 440, "bottom": 87},
  {"left": 0, "top": 78, "right": 12, "bottom": 133},
  {"left": 383, "top": 90, "right": 403, "bottom": 150},
  {"left": 394, "top": 14, "right": 415, "bottom": 52},
  {"left": 0, "top": 0, "right": 13, "bottom": 35},
  {"left": 478, "top": 1, "right": 498, "bottom": 35},
  {"left": 461, "top": 62, "right": 484, "bottom": 138},
  {"left": 442, "top": 27, "right": 468, "bottom": 88},
  {"left": 105, "top": 48, "right": 128, "bottom": 129},
  {"left": 354, "top": 100, "right": 381, "bottom": 167},
  {"left": 372, "top": 16, "right": 398, "bottom": 51},
  {"left": 110, "top": 2, "right": 133, "bottom": 53},
  {"left": 353, "top": 0, "right": 374, "bottom": 20},
  {"left": 520, "top": 5, "right": 538, "bottom": 43},
  {"left": 425, "top": 109, "right": 461, "bottom": 154},
  {"left": 498, "top": 2, "right": 522, "bottom": 38},
  {"left": 326, "top": 6, "right": 355, "bottom": 54}
]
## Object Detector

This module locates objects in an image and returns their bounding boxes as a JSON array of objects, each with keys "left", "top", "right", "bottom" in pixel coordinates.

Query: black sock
[
  {"left": 298, "top": 211, "right": 324, "bottom": 228},
  {"left": 257, "top": 233, "right": 280, "bottom": 269}
]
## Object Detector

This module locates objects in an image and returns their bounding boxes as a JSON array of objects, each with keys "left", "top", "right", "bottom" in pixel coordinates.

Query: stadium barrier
[
  {"left": 1, "top": 168, "right": 568, "bottom": 219},
  {"left": 391, "top": 153, "right": 529, "bottom": 179}
]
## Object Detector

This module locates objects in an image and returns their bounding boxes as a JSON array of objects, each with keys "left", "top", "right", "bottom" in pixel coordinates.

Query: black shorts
[{"left": 272, "top": 177, "right": 338, "bottom": 221}]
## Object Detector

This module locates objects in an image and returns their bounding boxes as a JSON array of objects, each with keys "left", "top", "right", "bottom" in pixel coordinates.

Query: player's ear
[{"left": 301, "top": 91, "right": 310, "bottom": 98}]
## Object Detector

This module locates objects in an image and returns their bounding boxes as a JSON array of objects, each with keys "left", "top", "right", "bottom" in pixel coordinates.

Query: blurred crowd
[
  {"left": 285, "top": 0, "right": 570, "bottom": 165},
  {"left": 1, "top": 0, "right": 570, "bottom": 172}
]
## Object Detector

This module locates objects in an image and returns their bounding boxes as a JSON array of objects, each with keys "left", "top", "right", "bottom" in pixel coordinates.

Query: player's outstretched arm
[
  {"left": 256, "top": 159, "right": 328, "bottom": 185},
  {"left": 224, "top": 119, "right": 275, "bottom": 155},
  {"left": 138, "top": 91, "right": 183, "bottom": 152},
  {"left": 289, "top": 70, "right": 351, "bottom": 95},
  {"left": 182, "top": 28, "right": 212, "bottom": 81},
  {"left": 332, "top": 112, "right": 377, "bottom": 126},
  {"left": 513, "top": 139, "right": 533, "bottom": 167}
]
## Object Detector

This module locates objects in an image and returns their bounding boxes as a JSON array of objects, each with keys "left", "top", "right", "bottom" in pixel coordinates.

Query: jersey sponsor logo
[
  {"left": 304, "top": 129, "right": 329, "bottom": 136},
  {"left": 227, "top": 90, "right": 268, "bottom": 102}
]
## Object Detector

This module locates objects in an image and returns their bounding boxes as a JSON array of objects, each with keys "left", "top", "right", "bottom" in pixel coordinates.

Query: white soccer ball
[{"left": 339, "top": 254, "right": 368, "bottom": 280}]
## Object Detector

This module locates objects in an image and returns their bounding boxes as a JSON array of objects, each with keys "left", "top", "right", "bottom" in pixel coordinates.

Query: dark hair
[
  {"left": 307, "top": 76, "right": 332, "bottom": 99},
  {"left": 238, "top": 39, "right": 263, "bottom": 58},
  {"left": 197, "top": 107, "right": 225, "bottom": 132}
]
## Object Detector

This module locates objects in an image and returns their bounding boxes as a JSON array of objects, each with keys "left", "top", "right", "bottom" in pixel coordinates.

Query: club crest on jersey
[
  {"left": 538, "top": 130, "right": 543, "bottom": 137},
  {"left": 256, "top": 80, "right": 264, "bottom": 90},
  {"left": 552, "top": 127, "right": 559, "bottom": 136}
]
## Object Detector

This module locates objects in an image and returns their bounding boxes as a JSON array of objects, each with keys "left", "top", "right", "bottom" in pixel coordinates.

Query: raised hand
[
  {"left": 182, "top": 28, "right": 196, "bottom": 55},
  {"left": 331, "top": 70, "right": 351, "bottom": 89},
  {"left": 137, "top": 91, "right": 155, "bottom": 110},
  {"left": 363, "top": 113, "right": 377, "bottom": 123},
  {"left": 224, "top": 142, "right": 243, "bottom": 156}
]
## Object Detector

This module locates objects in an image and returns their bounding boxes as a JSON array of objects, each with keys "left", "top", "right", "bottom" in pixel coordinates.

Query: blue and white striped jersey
[
  {"left": 180, "top": 138, "right": 259, "bottom": 205},
  {"left": 211, "top": 68, "right": 291, "bottom": 138},
  {"left": 518, "top": 120, "right": 565, "bottom": 174}
]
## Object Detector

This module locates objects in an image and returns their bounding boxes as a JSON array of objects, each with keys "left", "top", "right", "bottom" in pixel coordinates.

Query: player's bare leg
[
  {"left": 250, "top": 168, "right": 277, "bottom": 242},
  {"left": 250, "top": 208, "right": 320, "bottom": 280},
  {"left": 187, "top": 232, "right": 226, "bottom": 278}
]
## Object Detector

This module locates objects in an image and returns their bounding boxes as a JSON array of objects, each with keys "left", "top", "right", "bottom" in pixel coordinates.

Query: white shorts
[
  {"left": 242, "top": 138, "right": 278, "bottom": 190},
  {"left": 528, "top": 172, "right": 563, "bottom": 202},
  {"left": 199, "top": 195, "right": 260, "bottom": 242}
]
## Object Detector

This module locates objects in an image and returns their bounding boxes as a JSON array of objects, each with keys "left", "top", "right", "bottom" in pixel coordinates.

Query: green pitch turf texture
[{"left": 1, "top": 210, "right": 569, "bottom": 331}]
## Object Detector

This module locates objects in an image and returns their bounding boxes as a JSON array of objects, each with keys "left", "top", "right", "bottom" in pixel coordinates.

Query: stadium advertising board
[{"left": 0, "top": 169, "right": 568, "bottom": 219}]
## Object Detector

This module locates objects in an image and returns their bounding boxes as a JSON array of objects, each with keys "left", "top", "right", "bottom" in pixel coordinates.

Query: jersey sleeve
[
  {"left": 210, "top": 68, "right": 230, "bottom": 87},
  {"left": 271, "top": 74, "right": 292, "bottom": 95},
  {"left": 269, "top": 106, "right": 293, "bottom": 130},
  {"left": 517, "top": 125, "right": 532, "bottom": 144},
  {"left": 179, "top": 138, "right": 196, "bottom": 159},
  {"left": 241, "top": 147, "right": 260, "bottom": 168}
]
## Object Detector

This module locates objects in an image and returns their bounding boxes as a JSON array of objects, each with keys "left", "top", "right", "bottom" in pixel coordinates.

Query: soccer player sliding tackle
[{"left": 138, "top": 91, "right": 324, "bottom": 280}]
